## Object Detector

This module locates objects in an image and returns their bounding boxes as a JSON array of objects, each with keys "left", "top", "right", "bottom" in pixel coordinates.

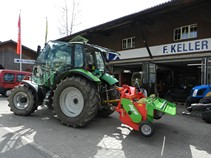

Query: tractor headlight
[{"left": 192, "top": 89, "right": 198, "bottom": 97}]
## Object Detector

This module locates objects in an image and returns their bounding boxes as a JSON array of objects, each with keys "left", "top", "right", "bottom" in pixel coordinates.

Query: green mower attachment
[{"left": 116, "top": 85, "right": 176, "bottom": 137}]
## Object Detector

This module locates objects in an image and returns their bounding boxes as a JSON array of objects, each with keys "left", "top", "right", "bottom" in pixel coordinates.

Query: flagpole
[
  {"left": 20, "top": 38, "right": 22, "bottom": 71},
  {"left": 45, "top": 17, "right": 48, "bottom": 45}
]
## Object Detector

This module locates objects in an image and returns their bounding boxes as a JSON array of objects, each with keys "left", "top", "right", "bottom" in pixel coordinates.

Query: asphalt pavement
[{"left": 0, "top": 96, "right": 211, "bottom": 158}]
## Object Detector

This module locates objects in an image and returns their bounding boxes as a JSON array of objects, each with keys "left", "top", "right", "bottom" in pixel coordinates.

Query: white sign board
[
  {"left": 119, "top": 38, "right": 211, "bottom": 59},
  {"left": 14, "top": 59, "right": 35, "bottom": 64}
]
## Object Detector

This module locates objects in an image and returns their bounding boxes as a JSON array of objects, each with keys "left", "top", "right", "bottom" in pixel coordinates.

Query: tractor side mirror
[{"left": 36, "top": 45, "right": 41, "bottom": 58}]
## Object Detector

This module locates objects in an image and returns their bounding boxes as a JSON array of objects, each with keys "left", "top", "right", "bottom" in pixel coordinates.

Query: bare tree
[{"left": 58, "top": 0, "right": 80, "bottom": 36}]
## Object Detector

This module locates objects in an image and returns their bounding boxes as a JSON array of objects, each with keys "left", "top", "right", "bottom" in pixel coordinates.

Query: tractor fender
[
  {"left": 21, "top": 80, "right": 46, "bottom": 105},
  {"left": 21, "top": 80, "right": 39, "bottom": 92},
  {"left": 21, "top": 80, "right": 41, "bottom": 104},
  {"left": 56, "top": 69, "right": 102, "bottom": 85},
  {"left": 100, "top": 73, "right": 118, "bottom": 86}
]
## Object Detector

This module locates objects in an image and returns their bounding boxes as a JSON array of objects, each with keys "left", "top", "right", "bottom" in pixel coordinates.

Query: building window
[
  {"left": 173, "top": 24, "right": 197, "bottom": 41},
  {"left": 122, "top": 37, "right": 135, "bottom": 49}
]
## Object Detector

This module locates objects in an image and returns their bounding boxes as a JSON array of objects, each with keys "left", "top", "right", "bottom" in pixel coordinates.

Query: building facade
[
  {"left": 0, "top": 40, "right": 36, "bottom": 71},
  {"left": 60, "top": 0, "right": 211, "bottom": 101}
]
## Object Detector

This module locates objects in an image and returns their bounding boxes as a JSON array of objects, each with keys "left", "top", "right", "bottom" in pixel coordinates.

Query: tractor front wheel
[
  {"left": 8, "top": 85, "right": 37, "bottom": 116},
  {"left": 53, "top": 76, "right": 99, "bottom": 127}
]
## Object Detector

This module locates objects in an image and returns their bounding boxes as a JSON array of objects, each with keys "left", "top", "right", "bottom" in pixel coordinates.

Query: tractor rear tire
[
  {"left": 8, "top": 85, "right": 37, "bottom": 116},
  {"left": 98, "top": 84, "right": 119, "bottom": 117},
  {"left": 53, "top": 76, "right": 99, "bottom": 127}
]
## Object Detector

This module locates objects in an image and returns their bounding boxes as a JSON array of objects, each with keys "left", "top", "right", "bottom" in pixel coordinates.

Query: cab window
[
  {"left": 74, "top": 44, "right": 84, "bottom": 67},
  {"left": 51, "top": 46, "right": 72, "bottom": 65}
]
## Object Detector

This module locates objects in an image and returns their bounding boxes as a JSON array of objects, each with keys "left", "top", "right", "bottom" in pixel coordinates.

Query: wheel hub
[
  {"left": 141, "top": 124, "right": 152, "bottom": 135},
  {"left": 73, "top": 98, "right": 78, "bottom": 104},
  {"left": 20, "top": 97, "right": 27, "bottom": 103},
  {"left": 13, "top": 92, "right": 29, "bottom": 110},
  {"left": 60, "top": 87, "right": 84, "bottom": 117}
]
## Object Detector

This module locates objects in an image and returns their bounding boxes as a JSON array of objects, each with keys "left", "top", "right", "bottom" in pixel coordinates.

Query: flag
[
  {"left": 107, "top": 52, "right": 120, "bottom": 61},
  {"left": 16, "top": 14, "right": 21, "bottom": 55},
  {"left": 45, "top": 17, "right": 48, "bottom": 44}
]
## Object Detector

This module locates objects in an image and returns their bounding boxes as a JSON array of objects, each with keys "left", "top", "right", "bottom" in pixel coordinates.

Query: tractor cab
[{"left": 32, "top": 41, "right": 108, "bottom": 87}]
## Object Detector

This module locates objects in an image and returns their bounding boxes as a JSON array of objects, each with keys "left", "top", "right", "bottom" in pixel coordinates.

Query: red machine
[{"left": 115, "top": 84, "right": 176, "bottom": 137}]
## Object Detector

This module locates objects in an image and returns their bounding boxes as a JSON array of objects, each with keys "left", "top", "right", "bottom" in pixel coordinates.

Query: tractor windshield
[
  {"left": 36, "top": 41, "right": 72, "bottom": 66},
  {"left": 33, "top": 41, "right": 72, "bottom": 86}
]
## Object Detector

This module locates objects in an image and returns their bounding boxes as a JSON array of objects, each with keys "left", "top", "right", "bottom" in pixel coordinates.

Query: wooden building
[
  {"left": 0, "top": 40, "right": 36, "bottom": 71},
  {"left": 60, "top": 0, "right": 211, "bottom": 101}
]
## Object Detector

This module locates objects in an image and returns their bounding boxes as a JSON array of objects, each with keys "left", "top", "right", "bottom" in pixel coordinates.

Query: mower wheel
[
  {"left": 139, "top": 121, "right": 154, "bottom": 137},
  {"left": 153, "top": 110, "right": 164, "bottom": 120},
  {"left": 8, "top": 85, "right": 37, "bottom": 116}
]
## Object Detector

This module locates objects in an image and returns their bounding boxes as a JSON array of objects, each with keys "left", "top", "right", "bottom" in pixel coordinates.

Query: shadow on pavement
[{"left": 0, "top": 102, "right": 210, "bottom": 158}]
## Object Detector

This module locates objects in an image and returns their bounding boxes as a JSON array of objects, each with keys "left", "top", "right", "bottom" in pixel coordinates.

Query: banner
[{"left": 17, "top": 14, "right": 21, "bottom": 55}]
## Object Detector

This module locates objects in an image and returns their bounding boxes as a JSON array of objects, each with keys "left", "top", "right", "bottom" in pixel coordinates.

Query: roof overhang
[{"left": 58, "top": 0, "right": 207, "bottom": 42}]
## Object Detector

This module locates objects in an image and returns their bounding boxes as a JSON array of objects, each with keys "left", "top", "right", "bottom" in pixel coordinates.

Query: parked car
[{"left": 0, "top": 69, "right": 31, "bottom": 97}]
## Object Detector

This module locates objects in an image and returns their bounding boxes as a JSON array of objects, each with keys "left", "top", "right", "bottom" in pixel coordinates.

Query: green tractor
[{"left": 8, "top": 40, "right": 119, "bottom": 127}]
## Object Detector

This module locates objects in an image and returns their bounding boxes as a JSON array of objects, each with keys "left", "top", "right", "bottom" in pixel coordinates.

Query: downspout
[{"left": 140, "top": 25, "right": 153, "bottom": 59}]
